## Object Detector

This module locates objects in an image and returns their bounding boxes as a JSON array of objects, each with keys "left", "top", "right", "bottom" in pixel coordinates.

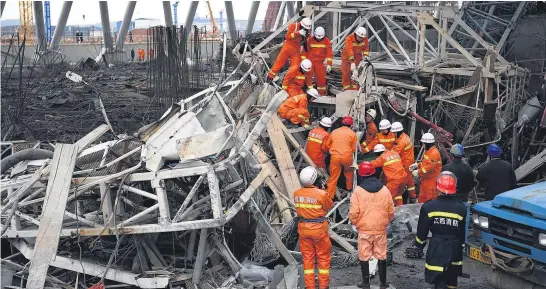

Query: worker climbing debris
[
  {"left": 282, "top": 59, "right": 313, "bottom": 97},
  {"left": 294, "top": 166, "right": 333, "bottom": 289},
  {"left": 370, "top": 144, "right": 408, "bottom": 206},
  {"left": 361, "top": 119, "right": 395, "bottom": 153},
  {"left": 324, "top": 116, "right": 358, "bottom": 199},
  {"left": 341, "top": 27, "right": 369, "bottom": 90},
  {"left": 363, "top": 109, "right": 378, "bottom": 146},
  {"left": 302, "top": 26, "right": 333, "bottom": 96},
  {"left": 306, "top": 117, "right": 332, "bottom": 169},
  {"left": 410, "top": 133, "right": 442, "bottom": 203},
  {"left": 391, "top": 122, "right": 417, "bottom": 203},
  {"left": 277, "top": 87, "right": 318, "bottom": 127},
  {"left": 350, "top": 161, "right": 394, "bottom": 289},
  {"left": 406, "top": 171, "right": 466, "bottom": 289},
  {"left": 268, "top": 17, "right": 312, "bottom": 80}
]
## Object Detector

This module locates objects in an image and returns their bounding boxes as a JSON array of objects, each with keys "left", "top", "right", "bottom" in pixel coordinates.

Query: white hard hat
[
  {"left": 373, "top": 144, "right": 386, "bottom": 153},
  {"left": 379, "top": 119, "right": 391, "bottom": 130},
  {"left": 320, "top": 117, "right": 333, "bottom": 127},
  {"left": 314, "top": 26, "right": 325, "bottom": 39},
  {"left": 300, "top": 18, "right": 312, "bottom": 30},
  {"left": 300, "top": 59, "right": 312, "bottom": 72},
  {"left": 307, "top": 88, "right": 319, "bottom": 98},
  {"left": 299, "top": 166, "right": 318, "bottom": 186},
  {"left": 366, "top": 109, "right": 377, "bottom": 119},
  {"left": 421, "top": 132, "right": 435, "bottom": 144},
  {"left": 391, "top": 122, "right": 403, "bottom": 133},
  {"left": 355, "top": 27, "right": 367, "bottom": 38}
]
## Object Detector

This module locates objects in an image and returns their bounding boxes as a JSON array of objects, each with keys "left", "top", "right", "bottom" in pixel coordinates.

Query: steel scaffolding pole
[
  {"left": 1, "top": 1, "right": 5, "bottom": 18},
  {"left": 184, "top": 1, "right": 199, "bottom": 31},
  {"left": 286, "top": 1, "right": 295, "bottom": 19},
  {"left": 246, "top": 1, "right": 260, "bottom": 35},
  {"left": 33, "top": 1, "right": 47, "bottom": 51},
  {"left": 115, "top": 1, "right": 136, "bottom": 50},
  {"left": 99, "top": 1, "right": 114, "bottom": 52},
  {"left": 163, "top": 1, "right": 173, "bottom": 27},
  {"left": 224, "top": 1, "right": 238, "bottom": 42},
  {"left": 49, "top": 1, "right": 72, "bottom": 51}
]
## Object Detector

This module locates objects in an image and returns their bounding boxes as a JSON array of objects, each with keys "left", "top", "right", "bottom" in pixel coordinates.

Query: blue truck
[{"left": 469, "top": 181, "right": 546, "bottom": 288}]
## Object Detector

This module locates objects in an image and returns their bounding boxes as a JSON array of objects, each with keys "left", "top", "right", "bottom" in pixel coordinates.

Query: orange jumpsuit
[
  {"left": 341, "top": 33, "right": 369, "bottom": 90},
  {"left": 417, "top": 146, "right": 442, "bottom": 203},
  {"left": 323, "top": 126, "right": 357, "bottom": 198},
  {"left": 349, "top": 185, "right": 394, "bottom": 261},
  {"left": 294, "top": 186, "right": 334, "bottom": 289},
  {"left": 268, "top": 22, "right": 305, "bottom": 79},
  {"left": 282, "top": 65, "right": 307, "bottom": 97},
  {"left": 277, "top": 94, "right": 310, "bottom": 125},
  {"left": 371, "top": 150, "right": 408, "bottom": 206},
  {"left": 137, "top": 49, "right": 145, "bottom": 61},
  {"left": 392, "top": 132, "right": 416, "bottom": 199},
  {"left": 361, "top": 131, "right": 396, "bottom": 153},
  {"left": 306, "top": 127, "right": 330, "bottom": 168},
  {"left": 302, "top": 37, "right": 333, "bottom": 96},
  {"left": 364, "top": 121, "right": 378, "bottom": 145}
]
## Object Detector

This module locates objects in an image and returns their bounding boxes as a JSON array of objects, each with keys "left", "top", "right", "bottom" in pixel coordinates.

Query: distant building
[{"left": 134, "top": 18, "right": 161, "bottom": 29}]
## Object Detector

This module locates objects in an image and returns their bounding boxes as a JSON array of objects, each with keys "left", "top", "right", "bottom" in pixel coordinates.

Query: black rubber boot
[
  {"left": 379, "top": 260, "right": 389, "bottom": 289},
  {"left": 357, "top": 261, "right": 370, "bottom": 288}
]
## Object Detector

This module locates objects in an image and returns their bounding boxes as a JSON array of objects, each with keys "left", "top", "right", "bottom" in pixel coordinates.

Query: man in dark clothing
[
  {"left": 129, "top": 30, "right": 133, "bottom": 43},
  {"left": 130, "top": 49, "right": 135, "bottom": 62},
  {"left": 405, "top": 171, "right": 467, "bottom": 289},
  {"left": 476, "top": 144, "right": 517, "bottom": 200},
  {"left": 442, "top": 144, "right": 475, "bottom": 202}
]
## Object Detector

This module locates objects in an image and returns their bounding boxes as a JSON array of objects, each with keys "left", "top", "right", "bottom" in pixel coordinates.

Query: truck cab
[{"left": 470, "top": 182, "right": 546, "bottom": 286}]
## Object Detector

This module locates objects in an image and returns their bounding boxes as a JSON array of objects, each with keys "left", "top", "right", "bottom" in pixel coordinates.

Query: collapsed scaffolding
[{"left": 1, "top": 2, "right": 545, "bottom": 289}]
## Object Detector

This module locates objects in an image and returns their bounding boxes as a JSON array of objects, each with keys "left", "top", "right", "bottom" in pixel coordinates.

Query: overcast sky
[{"left": 1, "top": 1, "right": 269, "bottom": 25}]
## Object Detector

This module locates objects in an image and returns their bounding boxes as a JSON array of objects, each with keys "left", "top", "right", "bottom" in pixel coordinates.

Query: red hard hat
[
  {"left": 341, "top": 116, "right": 354, "bottom": 126},
  {"left": 358, "top": 161, "right": 375, "bottom": 177},
  {"left": 436, "top": 171, "right": 457, "bottom": 194}
]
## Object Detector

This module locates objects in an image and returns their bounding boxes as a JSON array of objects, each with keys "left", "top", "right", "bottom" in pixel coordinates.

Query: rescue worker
[
  {"left": 476, "top": 144, "right": 517, "bottom": 201},
  {"left": 371, "top": 144, "right": 408, "bottom": 206},
  {"left": 324, "top": 116, "right": 358, "bottom": 198},
  {"left": 391, "top": 122, "right": 417, "bottom": 203},
  {"left": 405, "top": 171, "right": 466, "bottom": 289},
  {"left": 341, "top": 27, "right": 369, "bottom": 90},
  {"left": 282, "top": 59, "right": 313, "bottom": 97},
  {"left": 349, "top": 161, "right": 394, "bottom": 289},
  {"left": 306, "top": 117, "right": 332, "bottom": 169},
  {"left": 410, "top": 133, "right": 442, "bottom": 203},
  {"left": 268, "top": 18, "right": 312, "bottom": 80},
  {"left": 302, "top": 26, "right": 333, "bottom": 96},
  {"left": 361, "top": 119, "right": 395, "bottom": 153},
  {"left": 441, "top": 144, "right": 475, "bottom": 202},
  {"left": 137, "top": 48, "right": 145, "bottom": 62},
  {"left": 363, "top": 109, "right": 378, "bottom": 146},
  {"left": 294, "top": 166, "right": 333, "bottom": 289},
  {"left": 278, "top": 88, "right": 319, "bottom": 128}
]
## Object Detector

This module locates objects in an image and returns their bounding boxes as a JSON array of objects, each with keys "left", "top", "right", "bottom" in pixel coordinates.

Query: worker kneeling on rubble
[
  {"left": 341, "top": 27, "right": 369, "bottom": 90},
  {"left": 405, "top": 171, "right": 466, "bottom": 289},
  {"left": 410, "top": 133, "right": 442, "bottom": 203},
  {"left": 371, "top": 144, "right": 408, "bottom": 206},
  {"left": 277, "top": 87, "right": 319, "bottom": 128},
  {"left": 294, "top": 166, "right": 334, "bottom": 289},
  {"left": 268, "top": 18, "right": 311, "bottom": 80},
  {"left": 303, "top": 26, "right": 333, "bottom": 96},
  {"left": 306, "top": 117, "right": 332, "bottom": 169},
  {"left": 391, "top": 122, "right": 417, "bottom": 203},
  {"left": 361, "top": 119, "right": 395, "bottom": 153},
  {"left": 350, "top": 161, "right": 394, "bottom": 289},
  {"left": 324, "top": 116, "right": 358, "bottom": 199},
  {"left": 282, "top": 59, "right": 313, "bottom": 97}
]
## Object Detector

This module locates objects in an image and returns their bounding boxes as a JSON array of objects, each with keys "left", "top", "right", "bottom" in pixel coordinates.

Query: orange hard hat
[
  {"left": 358, "top": 161, "right": 375, "bottom": 177},
  {"left": 436, "top": 171, "right": 457, "bottom": 194},
  {"left": 341, "top": 116, "right": 354, "bottom": 126}
]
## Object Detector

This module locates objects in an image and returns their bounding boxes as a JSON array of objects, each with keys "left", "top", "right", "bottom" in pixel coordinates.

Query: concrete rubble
[{"left": 1, "top": 2, "right": 546, "bottom": 289}]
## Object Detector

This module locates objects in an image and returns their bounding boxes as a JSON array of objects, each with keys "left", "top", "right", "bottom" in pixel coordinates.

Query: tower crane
[
  {"left": 173, "top": 1, "right": 180, "bottom": 26},
  {"left": 19, "top": 1, "right": 34, "bottom": 41},
  {"left": 206, "top": 1, "right": 220, "bottom": 35}
]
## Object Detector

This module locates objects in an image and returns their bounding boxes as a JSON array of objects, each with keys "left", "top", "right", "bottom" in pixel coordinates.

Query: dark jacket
[
  {"left": 442, "top": 158, "right": 475, "bottom": 200},
  {"left": 414, "top": 195, "right": 467, "bottom": 284},
  {"left": 357, "top": 176, "right": 383, "bottom": 193},
  {"left": 476, "top": 158, "right": 517, "bottom": 201}
]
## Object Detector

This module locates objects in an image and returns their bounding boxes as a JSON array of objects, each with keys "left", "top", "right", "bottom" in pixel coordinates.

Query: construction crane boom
[
  {"left": 206, "top": 1, "right": 220, "bottom": 34},
  {"left": 19, "top": 1, "right": 34, "bottom": 41}
]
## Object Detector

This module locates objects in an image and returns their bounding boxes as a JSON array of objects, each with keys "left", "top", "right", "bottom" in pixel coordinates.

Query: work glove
[
  {"left": 303, "top": 123, "right": 310, "bottom": 129},
  {"left": 405, "top": 245, "right": 424, "bottom": 259},
  {"left": 412, "top": 169, "right": 419, "bottom": 178},
  {"left": 326, "top": 65, "right": 332, "bottom": 73},
  {"left": 350, "top": 63, "right": 356, "bottom": 72},
  {"left": 299, "top": 29, "right": 307, "bottom": 37},
  {"left": 409, "top": 163, "right": 418, "bottom": 171}
]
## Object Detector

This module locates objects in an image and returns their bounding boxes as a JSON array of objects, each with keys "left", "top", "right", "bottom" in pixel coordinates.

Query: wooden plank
[
  {"left": 75, "top": 124, "right": 110, "bottom": 153},
  {"left": 26, "top": 144, "right": 79, "bottom": 289},
  {"left": 267, "top": 116, "right": 302, "bottom": 198},
  {"left": 1, "top": 164, "right": 48, "bottom": 215}
]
